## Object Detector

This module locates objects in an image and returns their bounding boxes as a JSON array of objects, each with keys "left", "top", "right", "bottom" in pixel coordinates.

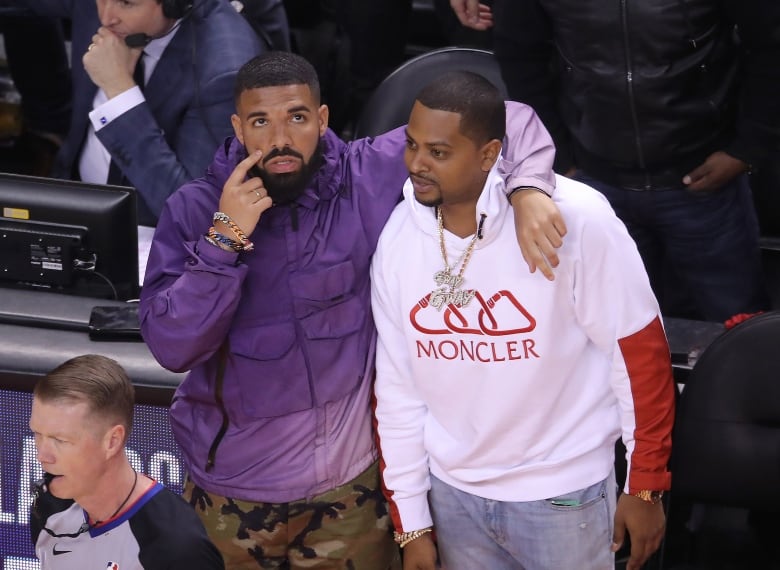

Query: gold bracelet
[
  {"left": 213, "top": 211, "right": 253, "bottom": 251},
  {"left": 393, "top": 527, "right": 433, "bottom": 548}
]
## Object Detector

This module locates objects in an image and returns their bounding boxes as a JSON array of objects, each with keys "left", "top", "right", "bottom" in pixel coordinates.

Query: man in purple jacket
[{"left": 139, "top": 51, "right": 562, "bottom": 569}]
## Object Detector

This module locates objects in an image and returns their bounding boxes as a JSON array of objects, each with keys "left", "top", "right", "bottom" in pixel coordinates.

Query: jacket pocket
[
  {"left": 291, "top": 259, "right": 366, "bottom": 338},
  {"left": 291, "top": 261, "right": 370, "bottom": 404},
  {"left": 229, "top": 321, "right": 312, "bottom": 418}
]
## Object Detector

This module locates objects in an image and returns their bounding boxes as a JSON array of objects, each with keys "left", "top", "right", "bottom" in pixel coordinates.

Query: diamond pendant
[{"left": 430, "top": 270, "right": 476, "bottom": 310}]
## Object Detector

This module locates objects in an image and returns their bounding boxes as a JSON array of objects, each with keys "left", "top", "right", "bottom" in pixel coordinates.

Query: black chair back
[
  {"left": 352, "top": 47, "right": 508, "bottom": 139},
  {"left": 671, "top": 311, "right": 780, "bottom": 509}
]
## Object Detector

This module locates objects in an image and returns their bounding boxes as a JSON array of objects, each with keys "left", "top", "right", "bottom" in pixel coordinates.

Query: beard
[
  {"left": 411, "top": 175, "right": 442, "bottom": 207},
  {"left": 249, "top": 144, "right": 323, "bottom": 205},
  {"left": 414, "top": 193, "right": 443, "bottom": 208}
]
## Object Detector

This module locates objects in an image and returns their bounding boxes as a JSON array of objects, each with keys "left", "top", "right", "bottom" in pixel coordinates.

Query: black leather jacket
[{"left": 494, "top": 0, "right": 780, "bottom": 185}]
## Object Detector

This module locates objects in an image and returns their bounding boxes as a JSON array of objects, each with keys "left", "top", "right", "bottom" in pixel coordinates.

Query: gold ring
[
  {"left": 254, "top": 190, "right": 261, "bottom": 198},
  {"left": 88, "top": 43, "right": 96, "bottom": 52}
]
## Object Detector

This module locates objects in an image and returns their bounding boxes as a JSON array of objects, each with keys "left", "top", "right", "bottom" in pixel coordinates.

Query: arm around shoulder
[
  {"left": 502, "top": 101, "right": 556, "bottom": 195},
  {"left": 501, "top": 105, "right": 566, "bottom": 279}
]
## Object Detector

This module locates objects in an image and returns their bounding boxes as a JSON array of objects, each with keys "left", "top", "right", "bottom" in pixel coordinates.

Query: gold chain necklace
[{"left": 430, "top": 207, "right": 480, "bottom": 310}]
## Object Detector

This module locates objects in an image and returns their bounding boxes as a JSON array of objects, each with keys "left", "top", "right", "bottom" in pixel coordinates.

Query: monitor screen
[{"left": 0, "top": 174, "right": 139, "bottom": 300}]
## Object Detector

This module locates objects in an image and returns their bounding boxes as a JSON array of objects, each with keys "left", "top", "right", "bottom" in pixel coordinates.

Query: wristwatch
[{"left": 633, "top": 490, "right": 664, "bottom": 504}]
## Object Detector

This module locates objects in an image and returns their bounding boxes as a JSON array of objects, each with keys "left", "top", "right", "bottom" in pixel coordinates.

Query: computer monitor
[{"left": 0, "top": 173, "right": 139, "bottom": 300}]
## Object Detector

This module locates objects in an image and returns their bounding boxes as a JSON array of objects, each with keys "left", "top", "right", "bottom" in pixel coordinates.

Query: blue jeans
[
  {"left": 429, "top": 471, "right": 616, "bottom": 570},
  {"left": 574, "top": 172, "right": 768, "bottom": 322}
]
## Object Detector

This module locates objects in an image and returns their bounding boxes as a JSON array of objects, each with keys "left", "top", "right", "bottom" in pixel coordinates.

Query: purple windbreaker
[{"left": 140, "top": 105, "right": 555, "bottom": 503}]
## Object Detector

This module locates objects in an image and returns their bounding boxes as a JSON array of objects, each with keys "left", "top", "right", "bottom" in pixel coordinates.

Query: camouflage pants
[{"left": 183, "top": 461, "right": 402, "bottom": 569}]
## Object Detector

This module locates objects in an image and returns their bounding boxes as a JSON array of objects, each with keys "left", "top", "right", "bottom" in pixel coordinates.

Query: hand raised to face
[
  {"left": 216, "top": 150, "right": 274, "bottom": 242},
  {"left": 83, "top": 27, "right": 142, "bottom": 99}
]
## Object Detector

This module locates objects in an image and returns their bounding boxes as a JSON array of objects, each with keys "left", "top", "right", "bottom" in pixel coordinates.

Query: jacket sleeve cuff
[
  {"left": 194, "top": 235, "right": 241, "bottom": 266},
  {"left": 626, "top": 470, "right": 672, "bottom": 494},
  {"left": 392, "top": 494, "right": 434, "bottom": 533},
  {"left": 498, "top": 157, "right": 556, "bottom": 198},
  {"left": 89, "top": 86, "right": 144, "bottom": 131}
]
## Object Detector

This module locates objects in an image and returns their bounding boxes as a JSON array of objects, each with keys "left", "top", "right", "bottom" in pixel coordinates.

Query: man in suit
[{"left": 20, "top": 0, "right": 269, "bottom": 225}]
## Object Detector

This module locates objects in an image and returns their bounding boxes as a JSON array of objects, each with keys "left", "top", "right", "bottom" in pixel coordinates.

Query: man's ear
[
  {"left": 231, "top": 114, "right": 244, "bottom": 145},
  {"left": 318, "top": 104, "right": 329, "bottom": 137},
  {"left": 103, "top": 424, "right": 126, "bottom": 460},
  {"left": 480, "top": 139, "right": 503, "bottom": 171}
]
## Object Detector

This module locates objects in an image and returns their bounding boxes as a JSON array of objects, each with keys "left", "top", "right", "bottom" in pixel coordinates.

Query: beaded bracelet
[
  {"left": 203, "top": 232, "right": 254, "bottom": 252},
  {"left": 210, "top": 227, "right": 255, "bottom": 253},
  {"left": 393, "top": 527, "right": 433, "bottom": 548},
  {"left": 213, "top": 211, "right": 251, "bottom": 248},
  {"left": 207, "top": 227, "right": 240, "bottom": 250},
  {"left": 207, "top": 220, "right": 255, "bottom": 252},
  {"left": 203, "top": 234, "right": 222, "bottom": 249}
]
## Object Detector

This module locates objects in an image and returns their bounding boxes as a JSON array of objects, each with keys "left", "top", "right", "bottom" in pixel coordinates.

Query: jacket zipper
[
  {"left": 283, "top": 205, "right": 323, "bottom": 479},
  {"left": 620, "top": 0, "right": 648, "bottom": 187},
  {"left": 205, "top": 342, "right": 231, "bottom": 471}
]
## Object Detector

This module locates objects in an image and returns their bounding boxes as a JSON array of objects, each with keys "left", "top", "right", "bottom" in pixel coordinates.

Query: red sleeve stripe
[
  {"left": 617, "top": 315, "right": 675, "bottom": 491},
  {"left": 370, "top": 389, "right": 404, "bottom": 532}
]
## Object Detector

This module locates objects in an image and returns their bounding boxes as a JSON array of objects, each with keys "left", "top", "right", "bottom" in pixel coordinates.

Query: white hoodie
[{"left": 370, "top": 165, "right": 675, "bottom": 533}]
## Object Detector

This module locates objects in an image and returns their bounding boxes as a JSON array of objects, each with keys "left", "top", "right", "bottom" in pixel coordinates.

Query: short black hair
[
  {"left": 234, "top": 51, "right": 321, "bottom": 104},
  {"left": 415, "top": 71, "right": 505, "bottom": 145}
]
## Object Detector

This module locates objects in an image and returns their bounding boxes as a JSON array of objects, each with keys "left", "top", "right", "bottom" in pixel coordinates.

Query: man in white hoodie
[{"left": 371, "top": 71, "right": 676, "bottom": 570}]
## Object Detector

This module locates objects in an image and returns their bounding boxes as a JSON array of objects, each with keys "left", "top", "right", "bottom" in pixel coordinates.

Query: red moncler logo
[
  {"left": 409, "top": 290, "right": 540, "bottom": 362},
  {"left": 410, "top": 290, "right": 536, "bottom": 335}
]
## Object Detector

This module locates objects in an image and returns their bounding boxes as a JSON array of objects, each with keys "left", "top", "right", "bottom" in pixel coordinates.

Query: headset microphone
[
  {"left": 125, "top": 33, "right": 153, "bottom": 48},
  {"left": 123, "top": 0, "right": 193, "bottom": 49}
]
